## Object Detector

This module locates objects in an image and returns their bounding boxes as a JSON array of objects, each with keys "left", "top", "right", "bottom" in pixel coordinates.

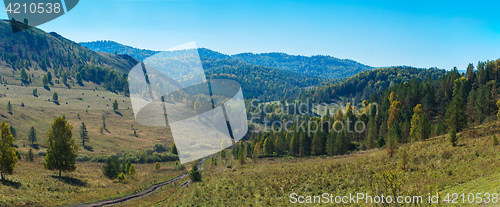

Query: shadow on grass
[
  {"left": 2, "top": 179, "right": 22, "bottom": 189},
  {"left": 43, "top": 86, "right": 51, "bottom": 91},
  {"left": 84, "top": 145, "right": 94, "bottom": 152},
  {"left": 51, "top": 175, "right": 88, "bottom": 187},
  {"left": 114, "top": 111, "right": 123, "bottom": 117},
  {"left": 54, "top": 101, "right": 60, "bottom": 105}
]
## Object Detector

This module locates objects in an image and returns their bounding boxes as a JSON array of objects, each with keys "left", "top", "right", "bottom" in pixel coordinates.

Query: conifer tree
[
  {"left": 28, "top": 126, "right": 36, "bottom": 145},
  {"left": 410, "top": 104, "right": 431, "bottom": 142},
  {"left": 0, "top": 121, "right": 17, "bottom": 182},
  {"left": 80, "top": 122, "right": 89, "bottom": 147}
]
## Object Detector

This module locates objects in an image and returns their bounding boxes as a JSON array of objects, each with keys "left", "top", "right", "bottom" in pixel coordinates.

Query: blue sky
[{"left": 2, "top": 0, "right": 500, "bottom": 69}]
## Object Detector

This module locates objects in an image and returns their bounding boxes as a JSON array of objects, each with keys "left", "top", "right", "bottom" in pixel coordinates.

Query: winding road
[{"left": 73, "top": 158, "right": 205, "bottom": 207}]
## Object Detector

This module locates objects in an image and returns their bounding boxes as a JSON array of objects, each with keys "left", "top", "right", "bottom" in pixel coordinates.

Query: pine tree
[
  {"left": 42, "top": 75, "right": 48, "bottom": 86},
  {"left": 7, "top": 101, "right": 12, "bottom": 114},
  {"left": 27, "top": 148, "right": 34, "bottom": 162},
  {"left": 335, "top": 131, "right": 347, "bottom": 155},
  {"left": 47, "top": 71, "right": 52, "bottom": 82},
  {"left": 0, "top": 121, "right": 17, "bottom": 182},
  {"left": 20, "top": 68, "right": 28, "bottom": 82},
  {"left": 289, "top": 135, "right": 298, "bottom": 156},
  {"left": 32, "top": 88, "right": 37, "bottom": 96},
  {"left": 410, "top": 104, "right": 431, "bottom": 142},
  {"left": 76, "top": 72, "right": 82, "bottom": 85},
  {"left": 365, "top": 116, "right": 377, "bottom": 149},
  {"left": 311, "top": 132, "right": 323, "bottom": 155},
  {"left": 80, "top": 122, "right": 89, "bottom": 147},
  {"left": 449, "top": 128, "right": 458, "bottom": 147},
  {"left": 253, "top": 142, "right": 261, "bottom": 162},
  {"left": 44, "top": 117, "right": 78, "bottom": 177},
  {"left": 28, "top": 126, "right": 36, "bottom": 145},
  {"left": 189, "top": 162, "right": 202, "bottom": 182},
  {"left": 326, "top": 134, "right": 335, "bottom": 156},
  {"left": 128, "top": 164, "right": 136, "bottom": 179},
  {"left": 52, "top": 92, "right": 58, "bottom": 103},
  {"left": 102, "top": 156, "right": 120, "bottom": 179},
  {"left": 171, "top": 143, "right": 178, "bottom": 155},
  {"left": 112, "top": 100, "right": 118, "bottom": 111},
  {"left": 445, "top": 95, "right": 467, "bottom": 132},
  {"left": 238, "top": 149, "right": 245, "bottom": 165},
  {"left": 263, "top": 137, "right": 273, "bottom": 156},
  {"left": 9, "top": 126, "right": 16, "bottom": 138}
]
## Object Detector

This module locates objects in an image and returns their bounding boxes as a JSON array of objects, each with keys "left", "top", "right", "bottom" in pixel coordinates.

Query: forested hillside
[
  {"left": 245, "top": 59, "right": 500, "bottom": 161},
  {"left": 80, "top": 41, "right": 373, "bottom": 80},
  {"left": 231, "top": 52, "right": 373, "bottom": 79},
  {"left": 305, "top": 66, "right": 447, "bottom": 104},
  {"left": 0, "top": 20, "right": 137, "bottom": 94}
]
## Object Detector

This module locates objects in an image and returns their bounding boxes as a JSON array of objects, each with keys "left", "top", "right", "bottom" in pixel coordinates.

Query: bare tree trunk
[{"left": 59, "top": 169, "right": 61, "bottom": 178}]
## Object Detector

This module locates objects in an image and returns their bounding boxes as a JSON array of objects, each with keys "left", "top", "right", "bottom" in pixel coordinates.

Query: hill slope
[{"left": 0, "top": 20, "right": 137, "bottom": 93}]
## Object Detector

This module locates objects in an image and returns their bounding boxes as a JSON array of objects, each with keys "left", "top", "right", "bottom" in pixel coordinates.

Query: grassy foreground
[{"left": 142, "top": 121, "right": 500, "bottom": 206}]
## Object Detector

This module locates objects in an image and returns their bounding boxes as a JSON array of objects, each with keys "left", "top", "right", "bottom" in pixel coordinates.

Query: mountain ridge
[{"left": 80, "top": 41, "right": 373, "bottom": 79}]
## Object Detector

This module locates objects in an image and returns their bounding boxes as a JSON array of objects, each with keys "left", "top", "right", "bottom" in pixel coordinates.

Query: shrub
[
  {"left": 116, "top": 172, "right": 127, "bottom": 182},
  {"left": 493, "top": 134, "right": 498, "bottom": 146},
  {"left": 174, "top": 161, "right": 185, "bottom": 171},
  {"left": 155, "top": 162, "right": 161, "bottom": 170},
  {"left": 37, "top": 150, "right": 47, "bottom": 157},
  {"left": 76, "top": 154, "right": 91, "bottom": 162}
]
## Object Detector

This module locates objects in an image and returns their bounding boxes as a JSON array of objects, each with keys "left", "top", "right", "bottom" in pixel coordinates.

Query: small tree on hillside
[
  {"left": 27, "top": 148, "right": 34, "bottom": 162},
  {"left": 80, "top": 122, "right": 89, "bottom": 147},
  {"left": 449, "top": 128, "right": 458, "bottom": 147},
  {"left": 28, "top": 126, "right": 36, "bottom": 145},
  {"left": 171, "top": 143, "right": 178, "bottom": 155},
  {"left": 155, "top": 162, "right": 161, "bottom": 170},
  {"left": 0, "top": 121, "right": 18, "bottom": 182},
  {"left": 102, "top": 156, "right": 120, "bottom": 179},
  {"left": 238, "top": 149, "right": 245, "bottom": 165},
  {"left": 189, "top": 162, "right": 202, "bottom": 182},
  {"left": 20, "top": 68, "right": 28, "bottom": 83},
  {"left": 52, "top": 92, "right": 58, "bottom": 103},
  {"left": 128, "top": 164, "right": 136, "bottom": 179},
  {"left": 7, "top": 101, "right": 12, "bottom": 114},
  {"left": 44, "top": 117, "right": 78, "bottom": 177},
  {"left": 112, "top": 100, "right": 118, "bottom": 111},
  {"left": 32, "top": 88, "right": 37, "bottom": 96}
]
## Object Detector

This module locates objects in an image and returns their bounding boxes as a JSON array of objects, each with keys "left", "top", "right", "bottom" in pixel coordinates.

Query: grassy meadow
[
  {"left": 0, "top": 83, "right": 188, "bottom": 206},
  {"left": 144, "top": 121, "right": 500, "bottom": 206}
]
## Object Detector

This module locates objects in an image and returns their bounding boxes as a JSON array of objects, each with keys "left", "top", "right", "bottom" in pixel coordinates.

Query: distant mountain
[
  {"left": 0, "top": 20, "right": 138, "bottom": 93},
  {"left": 230, "top": 52, "right": 373, "bottom": 79},
  {"left": 80, "top": 41, "right": 373, "bottom": 79},
  {"left": 80, "top": 40, "right": 158, "bottom": 62}
]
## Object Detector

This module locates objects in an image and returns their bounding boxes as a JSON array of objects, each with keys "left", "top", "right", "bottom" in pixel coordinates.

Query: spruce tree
[
  {"left": 189, "top": 162, "right": 202, "bottom": 182},
  {"left": 44, "top": 117, "right": 78, "bottom": 177},
  {"left": 28, "top": 126, "right": 36, "bottom": 145},
  {"left": 112, "top": 100, "right": 118, "bottom": 111},
  {"left": 7, "top": 101, "right": 12, "bottom": 114},
  {"left": 80, "top": 122, "right": 89, "bottom": 147},
  {"left": 311, "top": 132, "right": 323, "bottom": 155}
]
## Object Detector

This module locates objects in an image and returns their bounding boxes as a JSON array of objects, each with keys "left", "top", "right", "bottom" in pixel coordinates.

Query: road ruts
[{"left": 73, "top": 158, "right": 205, "bottom": 207}]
